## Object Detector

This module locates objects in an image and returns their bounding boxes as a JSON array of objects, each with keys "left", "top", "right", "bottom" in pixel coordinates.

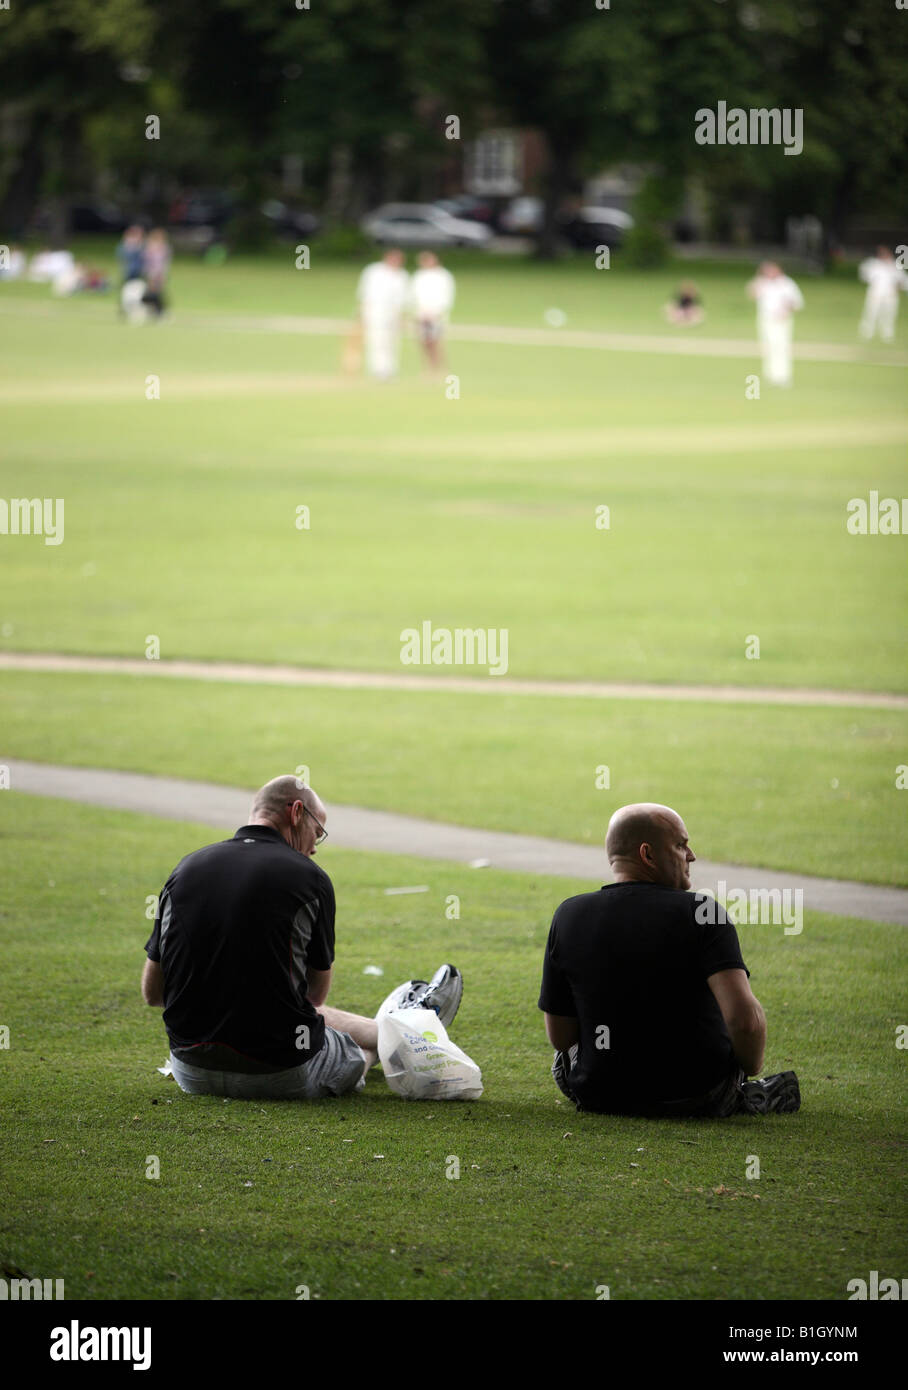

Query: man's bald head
[
  {"left": 249, "top": 775, "right": 326, "bottom": 857},
  {"left": 605, "top": 803, "right": 695, "bottom": 890},
  {"left": 250, "top": 774, "right": 317, "bottom": 820}
]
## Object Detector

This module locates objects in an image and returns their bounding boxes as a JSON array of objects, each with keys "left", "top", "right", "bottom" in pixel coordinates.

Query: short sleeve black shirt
[
  {"left": 538, "top": 882, "right": 748, "bottom": 1111},
  {"left": 144, "top": 825, "right": 334, "bottom": 1069}
]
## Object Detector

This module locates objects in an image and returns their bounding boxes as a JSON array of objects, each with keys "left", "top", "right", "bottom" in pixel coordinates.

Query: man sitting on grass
[
  {"left": 142, "top": 774, "right": 461, "bottom": 1100},
  {"left": 538, "top": 802, "right": 800, "bottom": 1117}
]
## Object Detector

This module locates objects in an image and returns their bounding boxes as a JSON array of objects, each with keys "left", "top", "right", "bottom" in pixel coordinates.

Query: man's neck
[
  {"left": 610, "top": 866, "right": 661, "bottom": 886},
  {"left": 247, "top": 817, "right": 289, "bottom": 845}
]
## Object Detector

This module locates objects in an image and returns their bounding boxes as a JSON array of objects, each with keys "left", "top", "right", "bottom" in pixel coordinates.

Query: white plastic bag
[{"left": 378, "top": 1008, "right": 483, "bottom": 1101}]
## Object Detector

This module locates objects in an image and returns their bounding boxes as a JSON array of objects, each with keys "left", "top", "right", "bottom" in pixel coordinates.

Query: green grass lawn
[
  {"left": 2, "top": 671, "right": 906, "bottom": 886},
  {"left": 0, "top": 265, "right": 905, "bottom": 692},
  {"left": 0, "top": 255, "right": 905, "bottom": 887},
  {"left": 4, "top": 238, "right": 905, "bottom": 341},
  {"left": 0, "top": 796, "right": 904, "bottom": 1301},
  {"left": 1, "top": 253, "right": 904, "bottom": 1304}
]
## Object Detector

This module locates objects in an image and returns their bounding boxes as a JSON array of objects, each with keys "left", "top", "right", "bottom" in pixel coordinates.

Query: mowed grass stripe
[
  {"left": 3, "top": 296, "right": 907, "bottom": 366},
  {"left": 1, "top": 368, "right": 903, "bottom": 458},
  {"left": 2, "top": 671, "right": 905, "bottom": 886},
  {"left": 2, "top": 652, "right": 907, "bottom": 708}
]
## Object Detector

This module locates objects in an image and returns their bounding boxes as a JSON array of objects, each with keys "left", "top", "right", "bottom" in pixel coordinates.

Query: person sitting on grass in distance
[
  {"left": 664, "top": 280, "right": 704, "bottom": 326},
  {"left": 539, "top": 802, "right": 800, "bottom": 1117}
]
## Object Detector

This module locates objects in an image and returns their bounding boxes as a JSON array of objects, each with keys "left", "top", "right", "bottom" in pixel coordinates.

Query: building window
[{"left": 465, "top": 131, "right": 522, "bottom": 196}]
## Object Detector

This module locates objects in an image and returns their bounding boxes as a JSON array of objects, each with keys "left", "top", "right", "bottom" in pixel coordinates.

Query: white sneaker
[
  {"left": 414, "top": 965, "right": 463, "bottom": 1027},
  {"left": 375, "top": 980, "right": 428, "bottom": 1022}
]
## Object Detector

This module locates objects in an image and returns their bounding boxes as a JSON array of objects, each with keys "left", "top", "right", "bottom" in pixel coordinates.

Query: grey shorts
[{"left": 169, "top": 1027, "right": 366, "bottom": 1100}]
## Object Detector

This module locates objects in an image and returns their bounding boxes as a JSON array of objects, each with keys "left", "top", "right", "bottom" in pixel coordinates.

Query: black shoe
[{"left": 742, "top": 1070, "right": 801, "bottom": 1114}]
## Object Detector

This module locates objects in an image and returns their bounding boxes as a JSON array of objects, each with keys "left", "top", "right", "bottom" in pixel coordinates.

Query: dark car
[
  {"left": 69, "top": 201, "right": 129, "bottom": 234},
  {"left": 558, "top": 206, "right": 634, "bottom": 249},
  {"left": 434, "top": 196, "right": 496, "bottom": 226},
  {"left": 167, "top": 190, "right": 235, "bottom": 230},
  {"left": 260, "top": 199, "right": 320, "bottom": 240}
]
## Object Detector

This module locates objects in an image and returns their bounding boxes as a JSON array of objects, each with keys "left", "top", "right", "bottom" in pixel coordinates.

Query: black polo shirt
[
  {"left": 145, "top": 824, "right": 334, "bottom": 1071},
  {"left": 538, "top": 882, "right": 748, "bottom": 1113}
]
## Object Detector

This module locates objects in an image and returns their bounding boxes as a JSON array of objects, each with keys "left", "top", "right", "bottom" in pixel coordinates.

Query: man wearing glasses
[{"left": 142, "top": 774, "right": 459, "bottom": 1099}]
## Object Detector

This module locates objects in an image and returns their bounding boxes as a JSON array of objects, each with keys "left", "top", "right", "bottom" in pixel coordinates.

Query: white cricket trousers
[
  {"left": 760, "top": 319, "right": 794, "bottom": 386},
  {"left": 860, "top": 292, "right": 897, "bottom": 343},
  {"left": 363, "top": 317, "right": 401, "bottom": 378}
]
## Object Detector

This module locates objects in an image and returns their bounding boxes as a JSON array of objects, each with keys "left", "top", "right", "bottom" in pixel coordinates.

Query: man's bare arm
[
  {"left": 141, "top": 958, "right": 164, "bottom": 1008},
  {"left": 307, "top": 966, "right": 332, "bottom": 1008},
  {"left": 544, "top": 1012, "right": 580, "bottom": 1052},
  {"left": 707, "top": 968, "right": 766, "bottom": 1076}
]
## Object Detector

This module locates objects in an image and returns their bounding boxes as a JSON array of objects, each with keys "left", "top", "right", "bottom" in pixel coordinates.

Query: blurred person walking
[
  {"left": 858, "top": 246, "right": 908, "bottom": 344},
  {"left": 410, "top": 250, "right": 456, "bottom": 372},
  {"left": 355, "top": 248, "right": 409, "bottom": 379},
  {"left": 116, "top": 224, "right": 146, "bottom": 321},
  {"left": 142, "top": 228, "right": 172, "bottom": 317},
  {"left": 747, "top": 261, "right": 803, "bottom": 387}
]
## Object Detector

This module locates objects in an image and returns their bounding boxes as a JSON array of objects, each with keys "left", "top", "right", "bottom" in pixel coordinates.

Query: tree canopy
[{"left": 1, "top": 0, "right": 904, "bottom": 244}]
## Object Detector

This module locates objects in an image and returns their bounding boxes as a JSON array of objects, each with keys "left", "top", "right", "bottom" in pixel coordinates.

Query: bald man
[
  {"left": 142, "top": 775, "right": 460, "bottom": 1100},
  {"left": 538, "top": 803, "right": 800, "bottom": 1117}
]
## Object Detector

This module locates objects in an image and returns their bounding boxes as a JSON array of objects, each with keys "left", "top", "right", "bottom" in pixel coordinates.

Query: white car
[
  {"left": 499, "top": 196, "right": 543, "bottom": 235},
  {"left": 361, "top": 203, "right": 492, "bottom": 248}
]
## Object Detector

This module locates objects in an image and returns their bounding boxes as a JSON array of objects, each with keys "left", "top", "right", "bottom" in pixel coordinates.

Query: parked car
[
  {"left": 433, "top": 196, "right": 495, "bottom": 226},
  {"left": 499, "top": 196, "right": 543, "bottom": 235},
  {"left": 167, "top": 190, "right": 235, "bottom": 231},
  {"left": 260, "top": 199, "right": 320, "bottom": 239},
  {"left": 69, "top": 201, "right": 129, "bottom": 235},
  {"left": 361, "top": 203, "right": 492, "bottom": 248},
  {"left": 558, "top": 206, "right": 634, "bottom": 249}
]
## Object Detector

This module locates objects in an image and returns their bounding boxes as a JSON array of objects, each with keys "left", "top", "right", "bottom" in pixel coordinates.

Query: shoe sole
[{"left": 419, "top": 966, "right": 463, "bottom": 1027}]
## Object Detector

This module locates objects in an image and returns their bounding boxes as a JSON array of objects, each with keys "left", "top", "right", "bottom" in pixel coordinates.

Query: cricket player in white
[
  {"left": 858, "top": 246, "right": 908, "bottom": 344},
  {"left": 410, "top": 251, "right": 456, "bottom": 372},
  {"left": 747, "top": 261, "right": 804, "bottom": 387},
  {"left": 356, "top": 248, "right": 410, "bottom": 379}
]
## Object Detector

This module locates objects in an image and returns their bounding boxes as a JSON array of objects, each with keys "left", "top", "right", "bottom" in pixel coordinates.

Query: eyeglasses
[{"left": 287, "top": 800, "right": 328, "bottom": 845}]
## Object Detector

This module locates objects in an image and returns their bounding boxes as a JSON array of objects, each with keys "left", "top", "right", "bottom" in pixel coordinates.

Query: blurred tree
[
  {"left": 486, "top": 0, "right": 908, "bottom": 255},
  {"left": 1, "top": 0, "right": 904, "bottom": 249},
  {"left": 147, "top": 0, "right": 490, "bottom": 228},
  {"left": 0, "top": 0, "right": 155, "bottom": 237},
  {"left": 760, "top": 0, "right": 908, "bottom": 246},
  {"left": 484, "top": 0, "right": 758, "bottom": 256}
]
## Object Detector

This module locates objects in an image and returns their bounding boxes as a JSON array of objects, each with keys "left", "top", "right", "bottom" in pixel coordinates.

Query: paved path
[
  {"left": 5, "top": 759, "right": 906, "bottom": 925},
  {"left": 3, "top": 653, "right": 906, "bottom": 710}
]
